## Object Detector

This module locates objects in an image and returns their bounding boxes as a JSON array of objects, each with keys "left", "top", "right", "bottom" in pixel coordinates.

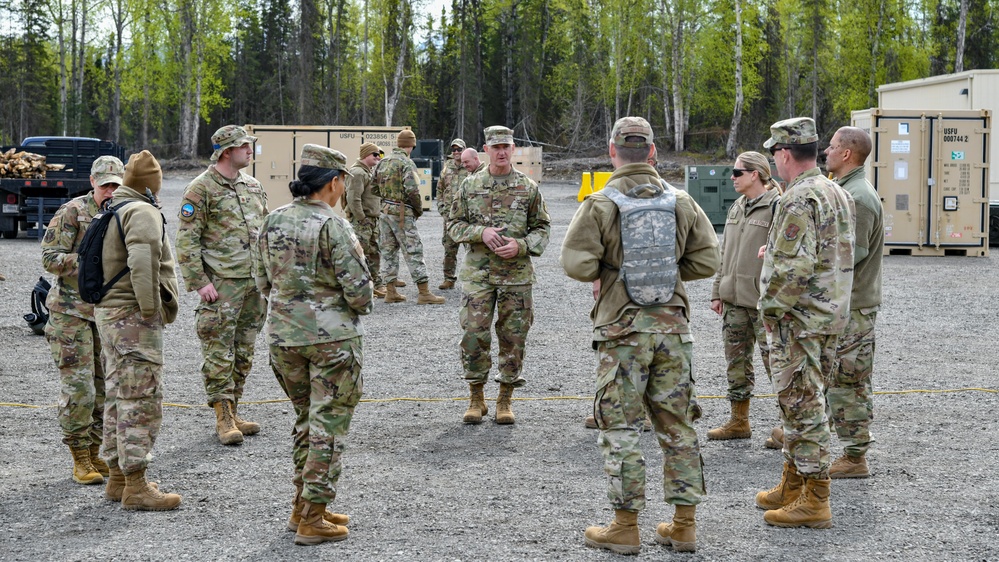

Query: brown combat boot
[
  {"left": 495, "top": 383, "right": 516, "bottom": 424},
  {"left": 295, "top": 500, "right": 349, "bottom": 545},
  {"left": 232, "top": 401, "right": 260, "bottom": 436},
  {"left": 655, "top": 504, "right": 696, "bottom": 552},
  {"left": 373, "top": 285, "right": 387, "bottom": 299},
  {"left": 89, "top": 442, "right": 110, "bottom": 477},
  {"left": 707, "top": 399, "right": 752, "bottom": 440},
  {"left": 462, "top": 383, "right": 488, "bottom": 424},
  {"left": 286, "top": 485, "right": 349, "bottom": 531},
  {"left": 106, "top": 465, "right": 158, "bottom": 501},
  {"left": 764, "top": 477, "right": 832, "bottom": 528},
  {"left": 69, "top": 446, "right": 104, "bottom": 485},
  {"left": 756, "top": 461, "right": 804, "bottom": 510},
  {"left": 416, "top": 282, "right": 446, "bottom": 305},
  {"left": 384, "top": 283, "right": 407, "bottom": 303},
  {"left": 393, "top": 279, "right": 406, "bottom": 287},
  {"left": 765, "top": 426, "right": 784, "bottom": 449},
  {"left": 121, "top": 469, "right": 181, "bottom": 511},
  {"left": 213, "top": 400, "right": 244, "bottom": 445},
  {"left": 438, "top": 279, "right": 455, "bottom": 290},
  {"left": 584, "top": 509, "right": 640, "bottom": 555},
  {"left": 829, "top": 454, "right": 870, "bottom": 479}
]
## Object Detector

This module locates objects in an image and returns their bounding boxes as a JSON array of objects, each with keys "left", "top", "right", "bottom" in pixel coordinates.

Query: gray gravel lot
[{"left": 0, "top": 173, "right": 997, "bottom": 561}]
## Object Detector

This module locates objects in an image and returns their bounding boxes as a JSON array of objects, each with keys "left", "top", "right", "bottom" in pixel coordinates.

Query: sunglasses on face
[
  {"left": 732, "top": 168, "right": 754, "bottom": 178},
  {"left": 769, "top": 146, "right": 790, "bottom": 156}
]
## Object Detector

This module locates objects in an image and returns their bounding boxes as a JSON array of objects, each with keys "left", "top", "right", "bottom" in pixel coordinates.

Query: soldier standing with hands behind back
[
  {"left": 345, "top": 142, "right": 385, "bottom": 298},
  {"left": 42, "top": 155, "right": 124, "bottom": 485},
  {"left": 448, "top": 126, "right": 551, "bottom": 425},
  {"left": 176, "top": 125, "right": 269, "bottom": 446}
]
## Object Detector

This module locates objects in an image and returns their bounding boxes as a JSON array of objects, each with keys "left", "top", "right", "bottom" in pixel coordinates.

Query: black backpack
[
  {"left": 23, "top": 276, "right": 51, "bottom": 335},
  {"left": 77, "top": 201, "right": 133, "bottom": 304}
]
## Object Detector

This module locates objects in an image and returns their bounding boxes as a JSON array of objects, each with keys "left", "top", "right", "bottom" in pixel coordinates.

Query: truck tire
[{"left": 2, "top": 230, "right": 17, "bottom": 239}]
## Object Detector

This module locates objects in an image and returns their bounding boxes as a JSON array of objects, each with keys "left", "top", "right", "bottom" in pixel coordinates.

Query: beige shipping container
[
  {"left": 244, "top": 124, "right": 410, "bottom": 212},
  {"left": 876, "top": 70, "right": 999, "bottom": 200},
  {"left": 475, "top": 146, "right": 544, "bottom": 183},
  {"left": 853, "top": 109, "right": 990, "bottom": 256}
]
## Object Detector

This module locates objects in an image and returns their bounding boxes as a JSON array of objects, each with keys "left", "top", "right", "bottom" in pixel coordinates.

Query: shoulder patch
[
  {"left": 184, "top": 190, "right": 203, "bottom": 205},
  {"left": 180, "top": 203, "right": 196, "bottom": 219},
  {"left": 783, "top": 223, "right": 800, "bottom": 241}
]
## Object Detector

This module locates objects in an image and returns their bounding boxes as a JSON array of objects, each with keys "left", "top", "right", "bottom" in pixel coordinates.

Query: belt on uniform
[{"left": 382, "top": 199, "right": 413, "bottom": 210}]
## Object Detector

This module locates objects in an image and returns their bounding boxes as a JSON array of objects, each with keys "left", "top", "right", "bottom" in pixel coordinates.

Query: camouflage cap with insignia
[
  {"left": 211, "top": 125, "right": 257, "bottom": 161},
  {"left": 449, "top": 138, "right": 467, "bottom": 150},
  {"left": 484, "top": 126, "right": 514, "bottom": 146},
  {"left": 299, "top": 144, "right": 349, "bottom": 173},
  {"left": 91, "top": 155, "right": 125, "bottom": 186},
  {"left": 764, "top": 117, "right": 819, "bottom": 149},
  {"left": 611, "top": 116, "right": 653, "bottom": 148}
]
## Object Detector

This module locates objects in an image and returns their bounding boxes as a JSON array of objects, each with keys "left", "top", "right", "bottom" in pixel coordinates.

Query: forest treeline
[{"left": 0, "top": 0, "right": 994, "bottom": 158}]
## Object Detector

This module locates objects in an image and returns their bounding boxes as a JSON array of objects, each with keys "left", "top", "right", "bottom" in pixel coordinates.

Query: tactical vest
[{"left": 599, "top": 182, "right": 678, "bottom": 306}]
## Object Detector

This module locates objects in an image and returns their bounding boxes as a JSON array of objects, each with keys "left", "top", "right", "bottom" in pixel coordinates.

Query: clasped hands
[{"left": 482, "top": 227, "right": 519, "bottom": 259}]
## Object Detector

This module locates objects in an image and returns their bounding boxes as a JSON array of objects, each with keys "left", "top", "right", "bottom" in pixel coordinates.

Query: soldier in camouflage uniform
[
  {"left": 345, "top": 142, "right": 384, "bottom": 297},
  {"left": 755, "top": 117, "right": 855, "bottom": 529},
  {"left": 449, "top": 126, "right": 551, "bottom": 425},
  {"left": 373, "top": 129, "right": 445, "bottom": 304},
  {"left": 436, "top": 138, "right": 466, "bottom": 290},
  {"left": 562, "top": 117, "right": 720, "bottom": 554},
  {"left": 255, "top": 144, "right": 373, "bottom": 546},
  {"left": 460, "top": 147, "right": 485, "bottom": 176},
  {"left": 42, "top": 155, "right": 123, "bottom": 485},
  {"left": 707, "top": 151, "right": 781, "bottom": 441},
  {"left": 96, "top": 150, "right": 182, "bottom": 511},
  {"left": 176, "top": 125, "right": 269, "bottom": 446},
  {"left": 823, "top": 126, "right": 883, "bottom": 479}
]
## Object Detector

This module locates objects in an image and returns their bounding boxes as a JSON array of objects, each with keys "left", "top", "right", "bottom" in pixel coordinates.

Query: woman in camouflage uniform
[{"left": 255, "top": 144, "right": 373, "bottom": 546}]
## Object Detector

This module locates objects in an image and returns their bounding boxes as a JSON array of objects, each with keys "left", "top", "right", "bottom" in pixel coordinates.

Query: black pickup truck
[{"left": 0, "top": 137, "right": 126, "bottom": 239}]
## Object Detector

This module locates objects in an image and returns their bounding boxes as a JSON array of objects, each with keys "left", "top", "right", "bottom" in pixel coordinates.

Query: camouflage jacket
[
  {"left": 835, "top": 166, "right": 883, "bottom": 310},
  {"left": 448, "top": 167, "right": 551, "bottom": 286},
  {"left": 175, "top": 166, "right": 269, "bottom": 291},
  {"left": 345, "top": 160, "right": 380, "bottom": 220},
  {"left": 711, "top": 188, "right": 780, "bottom": 308},
  {"left": 255, "top": 198, "right": 373, "bottom": 347},
  {"left": 436, "top": 158, "right": 465, "bottom": 217},
  {"left": 760, "top": 167, "right": 855, "bottom": 334},
  {"left": 373, "top": 148, "right": 422, "bottom": 216},
  {"left": 561, "top": 163, "right": 720, "bottom": 338},
  {"left": 41, "top": 192, "right": 101, "bottom": 320},
  {"left": 97, "top": 186, "right": 180, "bottom": 325}
]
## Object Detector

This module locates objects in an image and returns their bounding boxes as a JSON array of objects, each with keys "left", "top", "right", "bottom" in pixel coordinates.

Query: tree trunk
[
  {"left": 299, "top": 0, "right": 317, "bottom": 122},
  {"left": 110, "top": 0, "right": 127, "bottom": 143},
  {"left": 955, "top": 0, "right": 967, "bottom": 72},
  {"left": 383, "top": 0, "right": 410, "bottom": 126},
  {"left": 671, "top": 4, "right": 685, "bottom": 152},
  {"left": 867, "top": 0, "right": 885, "bottom": 106},
  {"left": 726, "top": 0, "right": 744, "bottom": 159}
]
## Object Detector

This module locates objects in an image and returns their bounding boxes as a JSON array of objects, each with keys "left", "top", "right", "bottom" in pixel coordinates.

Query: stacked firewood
[{"left": 0, "top": 148, "right": 65, "bottom": 178}]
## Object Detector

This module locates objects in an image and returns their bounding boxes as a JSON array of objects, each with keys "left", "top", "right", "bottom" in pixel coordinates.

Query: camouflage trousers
[
  {"left": 593, "top": 332, "right": 705, "bottom": 510},
  {"left": 721, "top": 303, "right": 771, "bottom": 401},
  {"left": 45, "top": 310, "right": 105, "bottom": 449},
  {"left": 95, "top": 306, "right": 165, "bottom": 474},
  {"left": 379, "top": 203, "right": 429, "bottom": 285},
  {"left": 270, "top": 337, "right": 363, "bottom": 505},
  {"left": 826, "top": 308, "right": 877, "bottom": 457},
  {"left": 195, "top": 277, "right": 264, "bottom": 406},
  {"left": 441, "top": 218, "right": 459, "bottom": 282},
  {"left": 351, "top": 215, "right": 383, "bottom": 288},
  {"left": 460, "top": 283, "right": 533, "bottom": 387},
  {"left": 769, "top": 320, "right": 838, "bottom": 478}
]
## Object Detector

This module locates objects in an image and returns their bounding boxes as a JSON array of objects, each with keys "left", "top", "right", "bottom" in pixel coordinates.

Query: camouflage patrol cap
[
  {"left": 299, "top": 144, "right": 349, "bottom": 173},
  {"left": 764, "top": 117, "right": 819, "bottom": 149},
  {"left": 210, "top": 125, "right": 257, "bottom": 161},
  {"left": 449, "top": 138, "right": 467, "bottom": 150},
  {"left": 359, "top": 142, "right": 381, "bottom": 159},
  {"left": 397, "top": 129, "right": 417, "bottom": 148},
  {"left": 91, "top": 155, "right": 125, "bottom": 186},
  {"left": 484, "top": 126, "right": 514, "bottom": 146},
  {"left": 611, "top": 117, "right": 653, "bottom": 148}
]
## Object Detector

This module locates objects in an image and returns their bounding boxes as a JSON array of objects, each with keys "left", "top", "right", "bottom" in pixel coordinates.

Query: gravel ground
[{"left": 0, "top": 173, "right": 997, "bottom": 561}]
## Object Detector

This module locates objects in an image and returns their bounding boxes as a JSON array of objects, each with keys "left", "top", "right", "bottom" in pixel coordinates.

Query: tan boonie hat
[
  {"left": 91, "top": 155, "right": 125, "bottom": 186},
  {"left": 449, "top": 138, "right": 466, "bottom": 151},
  {"left": 123, "top": 150, "right": 163, "bottom": 195},
  {"left": 299, "top": 144, "right": 349, "bottom": 173},
  {"left": 764, "top": 117, "right": 819, "bottom": 149},
  {"left": 611, "top": 117, "right": 653, "bottom": 147},
  {"left": 359, "top": 142, "right": 381, "bottom": 159},
  {"left": 397, "top": 130, "right": 417, "bottom": 148},
  {"left": 211, "top": 125, "right": 257, "bottom": 161},
  {"left": 484, "top": 126, "right": 514, "bottom": 146}
]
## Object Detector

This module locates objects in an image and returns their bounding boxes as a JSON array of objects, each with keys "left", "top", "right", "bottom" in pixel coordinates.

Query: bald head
[
  {"left": 460, "top": 148, "right": 480, "bottom": 173},
  {"left": 825, "top": 126, "right": 872, "bottom": 177}
]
